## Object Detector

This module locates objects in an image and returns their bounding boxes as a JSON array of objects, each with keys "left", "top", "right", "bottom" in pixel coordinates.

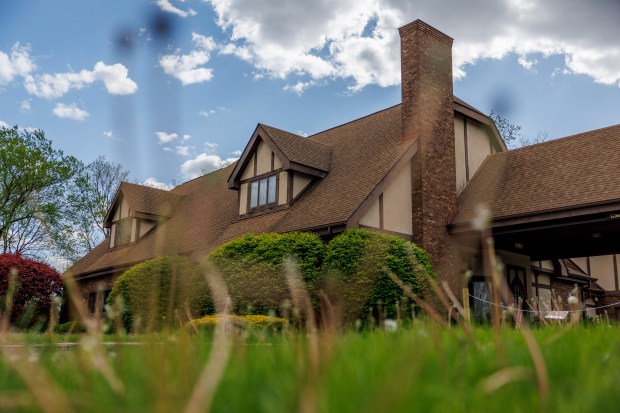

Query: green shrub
[
  {"left": 53, "top": 321, "right": 87, "bottom": 334},
  {"left": 209, "top": 232, "right": 325, "bottom": 316},
  {"left": 107, "top": 255, "right": 212, "bottom": 332},
  {"left": 188, "top": 314, "right": 287, "bottom": 330},
  {"left": 324, "top": 229, "right": 435, "bottom": 323}
]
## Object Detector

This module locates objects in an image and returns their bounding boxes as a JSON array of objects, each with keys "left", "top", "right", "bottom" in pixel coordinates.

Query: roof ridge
[
  {"left": 122, "top": 181, "right": 181, "bottom": 195},
  {"left": 307, "top": 103, "right": 401, "bottom": 139},
  {"left": 172, "top": 163, "right": 236, "bottom": 192},
  {"left": 260, "top": 123, "right": 333, "bottom": 149},
  {"left": 505, "top": 123, "right": 620, "bottom": 153}
]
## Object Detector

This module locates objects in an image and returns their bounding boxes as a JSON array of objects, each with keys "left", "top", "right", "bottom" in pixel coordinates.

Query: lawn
[{"left": 1, "top": 321, "right": 619, "bottom": 412}]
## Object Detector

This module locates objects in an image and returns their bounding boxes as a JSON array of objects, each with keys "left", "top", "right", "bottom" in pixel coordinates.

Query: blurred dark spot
[
  {"left": 490, "top": 85, "right": 516, "bottom": 116},
  {"left": 116, "top": 29, "right": 134, "bottom": 51},
  {"left": 150, "top": 12, "right": 174, "bottom": 41}
]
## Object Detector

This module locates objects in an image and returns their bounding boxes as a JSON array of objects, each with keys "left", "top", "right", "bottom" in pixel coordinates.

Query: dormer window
[
  {"left": 114, "top": 217, "right": 132, "bottom": 246},
  {"left": 250, "top": 174, "right": 278, "bottom": 209},
  {"left": 228, "top": 124, "right": 331, "bottom": 218}
]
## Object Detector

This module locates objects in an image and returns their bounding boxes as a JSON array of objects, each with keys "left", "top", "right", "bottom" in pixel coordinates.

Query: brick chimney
[{"left": 400, "top": 20, "right": 459, "bottom": 286}]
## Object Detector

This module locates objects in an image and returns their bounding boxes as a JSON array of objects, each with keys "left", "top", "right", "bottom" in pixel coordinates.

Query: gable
[{"left": 228, "top": 124, "right": 331, "bottom": 190}]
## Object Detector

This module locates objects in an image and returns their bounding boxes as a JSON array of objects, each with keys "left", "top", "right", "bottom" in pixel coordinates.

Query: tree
[
  {"left": 489, "top": 111, "right": 549, "bottom": 149},
  {"left": 0, "top": 126, "right": 79, "bottom": 257},
  {"left": 489, "top": 110, "right": 522, "bottom": 149},
  {"left": 0, "top": 252, "right": 64, "bottom": 328},
  {"left": 53, "top": 155, "right": 129, "bottom": 263}
]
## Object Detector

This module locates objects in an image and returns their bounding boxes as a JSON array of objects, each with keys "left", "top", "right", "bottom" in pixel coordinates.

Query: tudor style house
[{"left": 67, "top": 19, "right": 620, "bottom": 321}]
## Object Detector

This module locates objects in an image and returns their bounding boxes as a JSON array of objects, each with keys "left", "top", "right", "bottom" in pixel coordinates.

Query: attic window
[
  {"left": 249, "top": 174, "right": 277, "bottom": 208},
  {"left": 114, "top": 217, "right": 132, "bottom": 246}
]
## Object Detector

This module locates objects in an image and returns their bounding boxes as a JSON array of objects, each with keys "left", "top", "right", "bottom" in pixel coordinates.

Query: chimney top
[{"left": 398, "top": 19, "right": 453, "bottom": 46}]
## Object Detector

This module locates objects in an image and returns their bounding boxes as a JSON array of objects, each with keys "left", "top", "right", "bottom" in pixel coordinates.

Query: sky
[{"left": 1, "top": 0, "right": 619, "bottom": 189}]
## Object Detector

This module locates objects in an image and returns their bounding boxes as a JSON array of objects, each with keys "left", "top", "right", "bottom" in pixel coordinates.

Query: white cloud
[
  {"left": 164, "top": 145, "right": 191, "bottom": 156},
  {"left": 180, "top": 153, "right": 238, "bottom": 179},
  {"left": 156, "top": 0, "right": 197, "bottom": 18},
  {"left": 0, "top": 43, "right": 35, "bottom": 85},
  {"left": 20, "top": 99, "right": 31, "bottom": 112},
  {"left": 160, "top": 33, "right": 216, "bottom": 85},
  {"left": 230, "top": 149, "right": 242, "bottom": 156},
  {"left": 0, "top": 120, "right": 10, "bottom": 129},
  {"left": 24, "top": 61, "right": 138, "bottom": 99},
  {"left": 284, "top": 80, "right": 316, "bottom": 95},
  {"left": 518, "top": 56, "right": 539, "bottom": 73},
  {"left": 143, "top": 177, "right": 173, "bottom": 190},
  {"left": 155, "top": 131, "right": 178, "bottom": 143},
  {"left": 199, "top": 109, "right": 216, "bottom": 117},
  {"left": 52, "top": 103, "right": 89, "bottom": 121},
  {"left": 205, "top": 0, "right": 620, "bottom": 90},
  {"left": 175, "top": 146, "right": 190, "bottom": 156}
]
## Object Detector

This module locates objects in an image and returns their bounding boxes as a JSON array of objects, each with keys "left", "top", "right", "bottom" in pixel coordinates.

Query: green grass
[{"left": 1, "top": 323, "right": 620, "bottom": 412}]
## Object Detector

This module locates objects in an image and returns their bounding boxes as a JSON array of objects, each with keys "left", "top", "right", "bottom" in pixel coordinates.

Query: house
[{"left": 66, "top": 19, "right": 620, "bottom": 321}]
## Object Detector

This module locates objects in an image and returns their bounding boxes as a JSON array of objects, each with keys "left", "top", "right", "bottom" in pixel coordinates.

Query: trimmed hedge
[
  {"left": 0, "top": 253, "right": 64, "bottom": 328},
  {"left": 109, "top": 229, "right": 435, "bottom": 330},
  {"left": 107, "top": 255, "right": 212, "bottom": 332},
  {"left": 208, "top": 232, "right": 325, "bottom": 315},
  {"left": 188, "top": 314, "right": 287, "bottom": 330},
  {"left": 324, "top": 229, "right": 435, "bottom": 323}
]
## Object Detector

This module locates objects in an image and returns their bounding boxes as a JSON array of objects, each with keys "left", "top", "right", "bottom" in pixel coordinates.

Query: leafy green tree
[
  {"left": 0, "top": 126, "right": 79, "bottom": 257},
  {"left": 53, "top": 156, "right": 129, "bottom": 263}
]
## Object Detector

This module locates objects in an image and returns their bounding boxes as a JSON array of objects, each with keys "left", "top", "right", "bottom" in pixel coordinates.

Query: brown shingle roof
[
  {"left": 120, "top": 182, "right": 185, "bottom": 217},
  {"left": 67, "top": 105, "right": 413, "bottom": 277},
  {"left": 453, "top": 124, "right": 620, "bottom": 226},
  {"left": 260, "top": 124, "right": 332, "bottom": 172}
]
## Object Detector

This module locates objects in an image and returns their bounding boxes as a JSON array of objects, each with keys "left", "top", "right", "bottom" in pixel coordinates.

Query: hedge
[
  {"left": 107, "top": 255, "right": 212, "bottom": 332},
  {"left": 188, "top": 314, "right": 287, "bottom": 331},
  {"left": 208, "top": 232, "right": 325, "bottom": 316},
  {"left": 324, "top": 229, "right": 435, "bottom": 323},
  {"left": 0, "top": 253, "right": 64, "bottom": 329}
]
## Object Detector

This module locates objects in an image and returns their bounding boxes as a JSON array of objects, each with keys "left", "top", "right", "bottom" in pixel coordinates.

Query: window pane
[
  {"left": 259, "top": 178, "right": 267, "bottom": 205},
  {"left": 268, "top": 175, "right": 277, "bottom": 204},
  {"left": 250, "top": 181, "right": 258, "bottom": 207}
]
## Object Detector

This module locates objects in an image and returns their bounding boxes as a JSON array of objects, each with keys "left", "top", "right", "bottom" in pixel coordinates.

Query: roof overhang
[{"left": 450, "top": 200, "right": 620, "bottom": 260}]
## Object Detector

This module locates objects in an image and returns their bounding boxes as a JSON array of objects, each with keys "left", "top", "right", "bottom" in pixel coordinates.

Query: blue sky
[{"left": 1, "top": 0, "right": 619, "bottom": 188}]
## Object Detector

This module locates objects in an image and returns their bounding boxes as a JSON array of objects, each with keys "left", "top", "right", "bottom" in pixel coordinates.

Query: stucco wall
[
  {"left": 255, "top": 140, "right": 272, "bottom": 175},
  {"left": 454, "top": 115, "right": 467, "bottom": 194},
  {"left": 467, "top": 119, "right": 492, "bottom": 179},
  {"left": 241, "top": 154, "right": 255, "bottom": 180},
  {"left": 239, "top": 183, "right": 248, "bottom": 214},
  {"left": 292, "top": 172, "right": 312, "bottom": 199},
  {"left": 139, "top": 220, "right": 156, "bottom": 238},
  {"left": 278, "top": 172, "right": 288, "bottom": 205},
  {"left": 359, "top": 198, "right": 380, "bottom": 228},
  {"left": 589, "top": 255, "right": 616, "bottom": 290},
  {"left": 383, "top": 161, "right": 413, "bottom": 235}
]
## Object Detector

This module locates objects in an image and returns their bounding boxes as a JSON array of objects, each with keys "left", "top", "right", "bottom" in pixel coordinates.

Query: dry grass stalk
[
  {"left": 184, "top": 261, "right": 233, "bottom": 413},
  {"left": 441, "top": 280, "right": 474, "bottom": 338},
  {"left": 481, "top": 367, "right": 533, "bottom": 393},
  {"left": 285, "top": 258, "right": 321, "bottom": 413},
  {"left": 61, "top": 270, "right": 125, "bottom": 395},
  {"left": 484, "top": 236, "right": 549, "bottom": 404},
  {"left": 383, "top": 268, "right": 454, "bottom": 334}
]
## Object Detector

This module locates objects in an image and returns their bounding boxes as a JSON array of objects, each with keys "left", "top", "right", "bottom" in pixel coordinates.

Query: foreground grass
[{"left": 1, "top": 323, "right": 619, "bottom": 412}]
